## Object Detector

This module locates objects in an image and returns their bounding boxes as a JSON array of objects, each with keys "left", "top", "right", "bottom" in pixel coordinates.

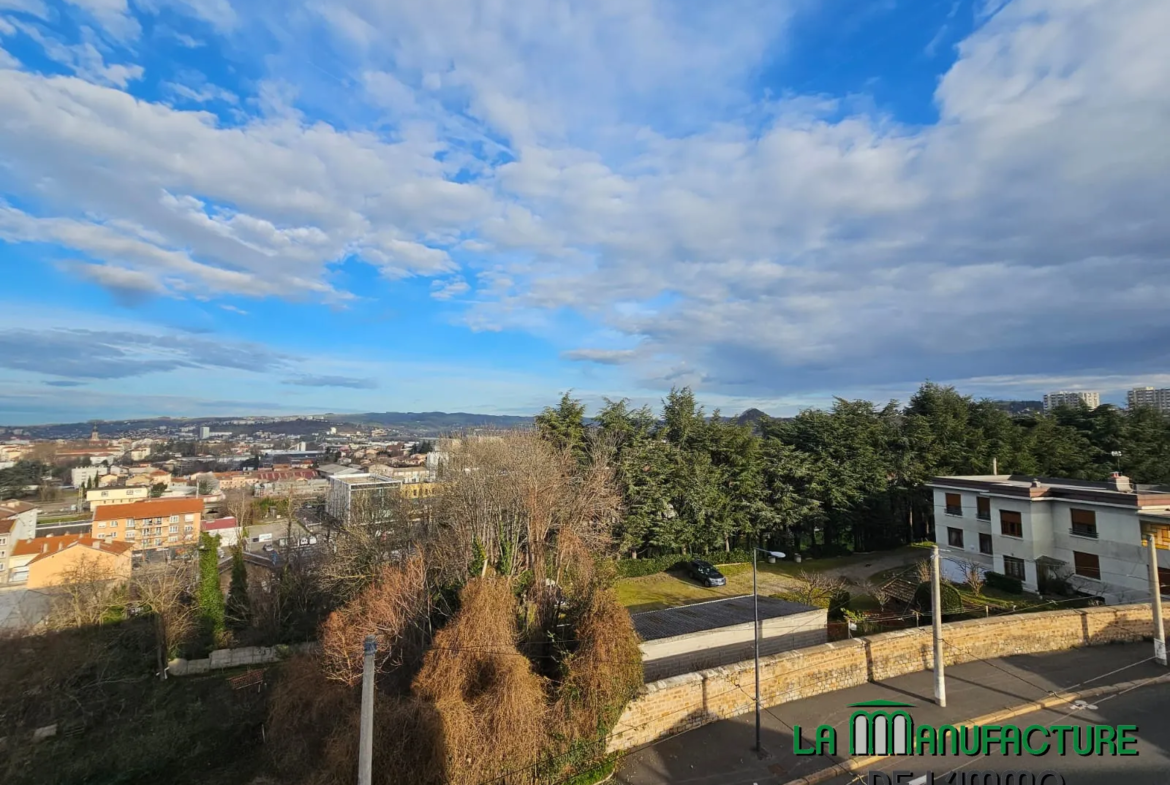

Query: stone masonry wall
[{"left": 608, "top": 603, "right": 1169, "bottom": 753}]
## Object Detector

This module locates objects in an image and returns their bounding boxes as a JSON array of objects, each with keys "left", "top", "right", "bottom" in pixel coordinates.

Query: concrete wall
[
  {"left": 168, "top": 642, "right": 317, "bottom": 676},
  {"left": 640, "top": 608, "right": 828, "bottom": 682},
  {"left": 607, "top": 603, "right": 1169, "bottom": 753}
]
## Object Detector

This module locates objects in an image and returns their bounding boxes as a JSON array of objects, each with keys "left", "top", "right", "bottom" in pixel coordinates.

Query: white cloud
[
  {"left": 561, "top": 349, "right": 638, "bottom": 366},
  {"left": 0, "top": 0, "right": 49, "bottom": 18},
  {"left": 430, "top": 276, "right": 469, "bottom": 300},
  {"left": 64, "top": 0, "right": 141, "bottom": 41}
]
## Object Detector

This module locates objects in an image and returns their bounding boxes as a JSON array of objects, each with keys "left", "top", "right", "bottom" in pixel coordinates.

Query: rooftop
[
  {"left": 931, "top": 474, "right": 1170, "bottom": 506},
  {"left": 92, "top": 497, "right": 205, "bottom": 521},
  {"left": 12, "top": 534, "right": 134, "bottom": 562},
  {"left": 631, "top": 595, "right": 819, "bottom": 642}
]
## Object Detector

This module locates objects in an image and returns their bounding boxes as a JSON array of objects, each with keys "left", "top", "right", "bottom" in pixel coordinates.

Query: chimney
[
  {"left": 1031, "top": 478, "right": 1042, "bottom": 488},
  {"left": 1109, "top": 472, "right": 1132, "bottom": 493},
  {"left": 92, "top": 540, "right": 101, "bottom": 550},
  {"left": 41, "top": 542, "right": 48, "bottom": 553}
]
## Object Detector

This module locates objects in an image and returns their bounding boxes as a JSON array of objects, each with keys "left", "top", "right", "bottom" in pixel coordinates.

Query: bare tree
[
  {"left": 961, "top": 560, "right": 986, "bottom": 597},
  {"left": 223, "top": 486, "right": 254, "bottom": 530},
  {"left": 791, "top": 570, "right": 848, "bottom": 607},
  {"left": 132, "top": 562, "right": 196, "bottom": 679},
  {"left": 45, "top": 553, "right": 128, "bottom": 630}
]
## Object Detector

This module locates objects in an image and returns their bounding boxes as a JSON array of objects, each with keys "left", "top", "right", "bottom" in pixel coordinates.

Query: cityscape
[{"left": 2, "top": 1, "right": 1170, "bottom": 785}]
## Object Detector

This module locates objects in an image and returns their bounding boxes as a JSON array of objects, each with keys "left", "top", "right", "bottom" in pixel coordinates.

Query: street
[
  {"left": 825, "top": 682, "right": 1170, "bottom": 785},
  {"left": 614, "top": 644, "right": 1168, "bottom": 785}
]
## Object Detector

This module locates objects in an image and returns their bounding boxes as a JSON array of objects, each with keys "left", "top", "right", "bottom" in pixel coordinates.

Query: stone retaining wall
[
  {"left": 168, "top": 642, "right": 317, "bottom": 675},
  {"left": 608, "top": 603, "right": 1167, "bottom": 752}
]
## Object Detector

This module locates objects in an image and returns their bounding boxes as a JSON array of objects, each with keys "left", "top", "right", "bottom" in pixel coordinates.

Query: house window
[
  {"left": 979, "top": 533, "right": 993, "bottom": 555},
  {"left": 169, "top": 516, "right": 179, "bottom": 523},
  {"left": 977, "top": 497, "right": 991, "bottom": 521},
  {"left": 1003, "top": 556, "right": 1026, "bottom": 581},
  {"left": 1073, "top": 551, "right": 1101, "bottom": 581},
  {"left": 184, "top": 514, "right": 194, "bottom": 522},
  {"left": 184, "top": 524, "right": 193, "bottom": 532},
  {"left": 1000, "top": 510, "right": 1023, "bottom": 538},
  {"left": 97, "top": 521, "right": 107, "bottom": 528},
  {"left": 1070, "top": 509, "right": 1098, "bottom": 539},
  {"left": 126, "top": 519, "right": 135, "bottom": 529},
  {"left": 948, "top": 527, "right": 964, "bottom": 548},
  {"left": 0, "top": 536, "right": 6, "bottom": 546},
  {"left": 169, "top": 525, "right": 178, "bottom": 533},
  {"left": 1159, "top": 567, "right": 1170, "bottom": 595},
  {"left": 126, "top": 530, "right": 136, "bottom": 539},
  {"left": 945, "top": 493, "right": 963, "bottom": 516}
]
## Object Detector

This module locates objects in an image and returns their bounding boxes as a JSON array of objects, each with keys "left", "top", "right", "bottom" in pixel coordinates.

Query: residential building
[
  {"left": 1127, "top": 387, "right": 1170, "bottom": 414},
  {"left": 326, "top": 473, "right": 403, "bottom": 523},
  {"left": 125, "top": 470, "right": 172, "bottom": 488},
  {"left": 1043, "top": 390, "right": 1100, "bottom": 411},
  {"left": 202, "top": 516, "right": 241, "bottom": 548},
  {"left": 6, "top": 535, "right": 132, "bottom": 587},
  {"left": 930, "top": 473, "right": 1170, "bottom": 604},
  {"left": 86, "top": 486, "right": 149, "bottom": 509},
  {"left": 199, "top": 426, "right": 211, "bottom": 440},
  {"left": 0, "top": 500, "right": 39, "bottom": 577},
  {"left": 631, "top": 596, "right": 827, "bottom": 682},
  {"left": 70, "top": 465, "right": 109, "bottom": 487},
  {"left": 90, "top": 498, "right": 204, "bottom": 551}
]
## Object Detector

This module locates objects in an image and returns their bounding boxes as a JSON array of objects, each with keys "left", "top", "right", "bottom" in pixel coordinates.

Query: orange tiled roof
[
  {"left": 92, "top": 497, "right": 204, "bottom": 521},
  {"left": 13, "top": 534, "right": 134, "bottom": 561}
]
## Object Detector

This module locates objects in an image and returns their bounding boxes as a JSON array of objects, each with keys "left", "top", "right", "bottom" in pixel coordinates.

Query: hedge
[
  {"left": 911, "top": 581, "right": 963, "bottom": 614},
  {"left": 984, "top": 571, "right": 1024, "bottom": 594}
]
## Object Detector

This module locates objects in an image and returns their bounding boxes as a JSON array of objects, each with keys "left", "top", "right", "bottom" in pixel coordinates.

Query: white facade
[
  {"left": 70, "top": 465, "right": 109, "bottom": 487},
  {"left": 1127, "top": 387, "right": 1170, "bottom": 413},
  {"left": 86, "top": 487, "right": 149, "bottom": 509},
  {"left": 1043, "top": 390, "right": 1100, "bottom": 411},
  {"left": 325, "top": 473, "right": 402, "bottom": 523},
  {"left": 931, "top": 475, "right": 1170, "bottom": 604}
]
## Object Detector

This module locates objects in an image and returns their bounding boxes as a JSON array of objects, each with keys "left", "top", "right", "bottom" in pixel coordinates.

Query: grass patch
[
  {"left": 614, "top": 563, "right": 800, "bottom": 613},
  {"left": 559, "top": 756, "right": 617, "bottom": 785}
]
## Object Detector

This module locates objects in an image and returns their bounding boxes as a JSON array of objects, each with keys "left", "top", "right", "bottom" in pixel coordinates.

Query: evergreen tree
[
  {"left": 226, "top": 544, "right": 250, "bottom": 628},
  {"left": 197, "top": 532, "right": 226, "bottom": 647}
]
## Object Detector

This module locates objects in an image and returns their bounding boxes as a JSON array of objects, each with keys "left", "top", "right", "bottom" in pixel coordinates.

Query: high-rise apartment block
[
  {"left": 1043, "top": 390, "right": 1100, "bottom": 411},
  {"left": 1127, "top": 387, "right": 1170, "bottom": 413}
]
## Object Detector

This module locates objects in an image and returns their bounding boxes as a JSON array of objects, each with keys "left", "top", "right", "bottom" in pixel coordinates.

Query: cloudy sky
[{"left": 1, "top": 0, "right": 1168, "bottom": 424}]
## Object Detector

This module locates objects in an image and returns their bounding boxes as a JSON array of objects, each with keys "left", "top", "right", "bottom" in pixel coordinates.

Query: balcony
[
  {"left": 1069, "top": 526, "right": 1099, "bottom": 539},
  {"left": 976, "top": 512, "right": 991, "bottom": 521},
  {"left": 945, "top": 506, "right": 963, "bottom": 517}
]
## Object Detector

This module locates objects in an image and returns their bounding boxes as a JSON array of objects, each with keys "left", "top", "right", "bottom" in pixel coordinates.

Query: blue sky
[{"left": 1, "top": 0, "right": 1169, "bottom": 424}]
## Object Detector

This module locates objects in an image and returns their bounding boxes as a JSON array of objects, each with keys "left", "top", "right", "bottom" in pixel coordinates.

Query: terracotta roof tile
[
  {"left": 13, "top": 534, "right": 134, "bottom": 561},
  {"left": 92, "top": 498, "right": 204, "bottom": 521}
]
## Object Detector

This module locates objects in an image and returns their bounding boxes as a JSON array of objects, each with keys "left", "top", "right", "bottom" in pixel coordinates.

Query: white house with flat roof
[
  {"left": 325, "top": 473, "right": 404, "bottom": 524},
  {"left": 929, "top": 473, "right": 1170, "bottom": 604}
]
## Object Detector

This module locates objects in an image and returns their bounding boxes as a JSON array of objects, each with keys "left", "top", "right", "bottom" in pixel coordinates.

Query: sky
[{"left": 1, "top": 0, "right": 1169, "bottom": 425}]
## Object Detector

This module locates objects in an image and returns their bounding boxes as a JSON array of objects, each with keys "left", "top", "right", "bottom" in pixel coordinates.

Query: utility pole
[
  {"left": 1147, "top": 537, "right": 1166, "bottom": 666},
  {"left": 359, "top": 635, "right": 377, "bottom": 785},
  {"left": 931, "top": 545, "right": 947, "bottom": 706}
]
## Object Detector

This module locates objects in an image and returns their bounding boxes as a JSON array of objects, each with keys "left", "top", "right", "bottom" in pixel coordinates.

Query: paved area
[
  {"left": 615, "top": 643, "right": 1166, "bottom": 785},
  {"left": 824, "top": 681, "right": 1170, "bottom": 785}
]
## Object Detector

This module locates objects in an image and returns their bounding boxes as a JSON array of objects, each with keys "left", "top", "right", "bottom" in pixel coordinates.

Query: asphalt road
[{"left": 825, "top": 682, "right": 1170, "bottom": 785}]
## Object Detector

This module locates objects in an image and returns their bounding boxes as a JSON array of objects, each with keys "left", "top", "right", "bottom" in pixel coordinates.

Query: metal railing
[{"left": 1069, "top": 526, "right": 1099, "bottom": 539}]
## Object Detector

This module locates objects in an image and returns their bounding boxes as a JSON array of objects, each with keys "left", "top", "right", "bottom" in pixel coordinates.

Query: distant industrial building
[
  {"left": 1043, "top": 390, "right": 1100, "bottom": 411},
  {"left": 1127, "top": 387, "right": 1170, "bottom": 414}
]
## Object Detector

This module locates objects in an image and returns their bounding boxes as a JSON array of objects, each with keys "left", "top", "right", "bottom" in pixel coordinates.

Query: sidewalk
[{"left": 614, "top": 642, "right": 1163, "bottom": 785}]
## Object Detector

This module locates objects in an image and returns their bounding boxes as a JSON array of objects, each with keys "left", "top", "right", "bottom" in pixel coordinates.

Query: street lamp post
[{"left": 753, "top": 544, "right": 786, "bottom": 756}]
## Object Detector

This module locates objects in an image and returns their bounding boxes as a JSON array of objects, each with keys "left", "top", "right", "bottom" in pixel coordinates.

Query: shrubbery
[
  {"left": 911, "top": 581, "right": 963, "bottom": 614},
  {"left": 984, "top": 571, "right": 1024, "bottom": 594}
]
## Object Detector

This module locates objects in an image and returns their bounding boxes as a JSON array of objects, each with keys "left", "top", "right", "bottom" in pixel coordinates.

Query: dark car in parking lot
[{"left": 687, "top": 559, "right": 726, "bottom": 587}]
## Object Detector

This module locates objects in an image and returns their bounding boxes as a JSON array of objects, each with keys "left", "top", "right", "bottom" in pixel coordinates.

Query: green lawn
[
  {"left": 614, "top": 562, "right": 802, "bottom": 613},
  {"left": 614, "top": 547, "right": 923, "bottom": 613}
]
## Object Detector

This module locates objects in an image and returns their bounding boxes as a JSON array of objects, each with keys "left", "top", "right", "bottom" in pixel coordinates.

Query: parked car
[{"left": 687, "top": 559, "right": 726, "bottom": 587}]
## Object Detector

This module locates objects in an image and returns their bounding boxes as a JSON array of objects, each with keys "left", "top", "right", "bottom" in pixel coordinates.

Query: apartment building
[
  {"left": 6, "top": 535, "right": 132, "bottom": 587},
  {"left": 1043, "top": 390, "right": 1100, "bottom": 411},
  {"left": 326, "top": 473, "right": 404, "bottom": 524},
  {"left": 0, "top": 500, "right": 39, "bottom": 578},
  {"left": 90, "top": 498, "right": 204, "bottom": 551},
  {"left": 1127, "top": 387, "right": 1170, "bottom": 414},
  {"left": 86, "top": 486, "right": 149, "bottom": 509},
  {"left": 930, "top": 473, "right": 1170, "bottom": 604}
]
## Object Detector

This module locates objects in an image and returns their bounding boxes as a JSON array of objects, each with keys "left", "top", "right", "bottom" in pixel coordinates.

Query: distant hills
[{"left": 335, "top": 412, "right": 534, "bottom": 432}]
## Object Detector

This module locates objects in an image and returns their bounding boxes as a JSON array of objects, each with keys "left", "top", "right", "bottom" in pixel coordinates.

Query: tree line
[{"left": 535, "top": 383, "right": 1170, "bottom": 556}]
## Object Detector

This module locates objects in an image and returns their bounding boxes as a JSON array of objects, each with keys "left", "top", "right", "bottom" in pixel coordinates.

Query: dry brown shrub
[
  {"left": 313, "top": 696, "right": 447, "bottom": 785},
  {"left": 319, "top": 553, "right": 430, "bottom": 687},
  {"left": 413, "top": 576, "right": 549, "bottom": 785},
  {"left": 266, "top": 653, "right": 355, "bottom": 779},
  {"left": 555, "top": 587, "right": 643, "bottom": 744}
]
